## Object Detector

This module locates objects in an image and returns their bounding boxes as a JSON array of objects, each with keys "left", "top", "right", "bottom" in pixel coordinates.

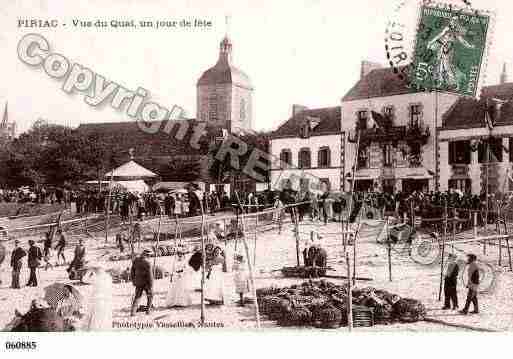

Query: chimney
[
  {"left": 360, "top": 61, "right": 383, "bottom": 79},
  {"left": 292, "top": 104, "right": 308, "bottom": 117},
  {"left": 501, "top": 62, "right": 509, "bottom": 84}
]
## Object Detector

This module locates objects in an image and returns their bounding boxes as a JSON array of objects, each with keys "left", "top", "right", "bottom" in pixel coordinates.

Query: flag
[
  {"left": 484, "top": 101, "right": 494, "bottom": 130},
  {"left": 371, "top": 111, "right": 392, "bottom": 130}
]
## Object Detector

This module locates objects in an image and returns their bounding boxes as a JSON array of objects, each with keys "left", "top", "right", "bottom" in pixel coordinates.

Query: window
[
  {"left": 318, "top": 147, "right": 331, "bottom": 168},
  {"left": 383, "top": 144, "right": 394, "bottom": 167},
  {"left": 300, "top": 124, "right": 309, "bottom": 138},
  {"left": 357, "top": 147, "right": 369, "bottom": 169},
  {"left": 409, "top": 104, "right": 422, "bottom": 127},
  {"left": 449, "top": 140, "right": 471, "bottom": 164},
  {"left": 280, "top": 149, "right": 292, "bottom": 168},
  {"left": 298, "top": 148, "right": 311, "bottom": 169},
  {"left": 478, "top": 137, "right": 503, "bottom": 163},
  {"left": 357, "top": 110, "right": 368, "bottom": 130}
]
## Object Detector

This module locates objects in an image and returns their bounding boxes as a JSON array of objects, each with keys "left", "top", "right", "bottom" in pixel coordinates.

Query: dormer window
[
  {"left": 357, "top": 110, "right": 368, "bottom": 130},
  {"left": 300, "top": 123, "right": 310, "bottom": 138}
]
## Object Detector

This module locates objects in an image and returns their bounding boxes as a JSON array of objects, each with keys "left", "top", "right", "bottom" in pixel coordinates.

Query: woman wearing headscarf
[
  {"left": 82, "top": 263, "right": 113, "bottom": 330},
  {"left": 203, "top": 234, "right": 229, "bottom": 305}
]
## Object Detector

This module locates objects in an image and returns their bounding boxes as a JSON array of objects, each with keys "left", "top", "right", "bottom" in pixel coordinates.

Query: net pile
[{"left": 257, "top": 280, "right": 426, "bottom": 329}]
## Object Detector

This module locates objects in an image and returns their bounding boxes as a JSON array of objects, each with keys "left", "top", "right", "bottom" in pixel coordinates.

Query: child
[{"left": 233, "top": 254, "right": 250, "bottom": 306}]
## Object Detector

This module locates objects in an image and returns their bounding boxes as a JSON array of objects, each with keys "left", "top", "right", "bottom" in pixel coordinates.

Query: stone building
[
  {"left": 197, "top": 36, "right": 253, "bottom": 133},
  {"left": 438, "top": 64, "right": 513, "bottom": 195},
  {"left": 341, "top": 61, "right": 460, "bottom": 193},
  {"left": 270, "top": 105, "right": 342, "bottom": 191}
]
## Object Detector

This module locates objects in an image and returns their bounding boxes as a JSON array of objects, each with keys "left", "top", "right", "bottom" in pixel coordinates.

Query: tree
[{"left": 208, "top": 131, "right": 271, "bottom": 188}]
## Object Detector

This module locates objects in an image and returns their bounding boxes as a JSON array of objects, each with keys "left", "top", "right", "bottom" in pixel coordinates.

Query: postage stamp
[
  {"left": 385, "top": 0, "right": 495, "bottom": 97},
  {"left": 410, "top": 3, "right": 493, "bottom": 96}
]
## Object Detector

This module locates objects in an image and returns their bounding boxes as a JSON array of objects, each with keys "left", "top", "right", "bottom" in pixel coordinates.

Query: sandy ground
[{"left": 1, "top": 216, "right": 512, "bottom": 332}]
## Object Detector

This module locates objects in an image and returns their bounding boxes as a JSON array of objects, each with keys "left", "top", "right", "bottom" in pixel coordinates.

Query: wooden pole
[
  {"left": 105, "top": 171, "right": 115, "bottom": 244},
  {"left": 292, "top": 207, "right": 300, "bottom": 267},
  {"left": 236, "top": 198, "right": 261, "bottom": 328},
  {"left": 346, "top": 129, "right": 361, "bottom": 225},
  {"left": 498, "top": 204, "right": 502, "bottom": 267},
  {"left": 438, "top": 202, "right": 447, "bottom": 301},
  {"left": 199, "top": 194, "right": 206, "bottom": 326},
  {"left": 153, "top": 206, "right": 163, "bottom": 278},
  {"left": 174, "top": 213, "right": 179, "bottom": 247},
  {"left": 386, "top": 217, "right": 392, "bottom": 282},
  {"left": 473, "top": 211, "right": 478, "bottom": 238},
  {"left": 411, "top": 201, "right": 415, "bottom": 230},
  {"left": 452, "top": 208, "right": 456, "bottom": 253},
  {"left": 346, "top": 251, "right": 353, "bottom": 331},
  {"left": 254, "top": 214, "right": 258, "bottom": 266},
  {"left": 504, "top": 219, "right": 513, "bottom": 271}
]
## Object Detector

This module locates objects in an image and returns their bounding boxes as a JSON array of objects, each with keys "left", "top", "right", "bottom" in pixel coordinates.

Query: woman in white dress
[
  {"left": 82, "top": 264, "right": 113, "bottom": 331},
  {"left": 203, "top": 244, "right": 229, "bottom": 305},
  {"left": 165, "top": 250, "right": 193, "bottom": 307}
]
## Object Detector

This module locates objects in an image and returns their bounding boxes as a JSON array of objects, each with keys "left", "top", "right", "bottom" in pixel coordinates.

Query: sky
[{"left": 1, "top": 0, "right": 512, "bottom": 134}]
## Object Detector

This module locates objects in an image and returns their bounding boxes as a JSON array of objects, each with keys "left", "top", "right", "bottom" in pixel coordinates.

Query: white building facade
[
  {"left": 341, "top": 62, "right": 460, "bottom": 194},
  {"left": 438, "top": 80, "right": 513, "bottom": 195},
  {"left": 270, "top": 106, "right": 342, "bottom": 192}
]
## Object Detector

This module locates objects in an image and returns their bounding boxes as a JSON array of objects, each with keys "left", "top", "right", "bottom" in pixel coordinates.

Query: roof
[
  {"left": 442, "top": 83, "right": 513, "bottom": 130},
  {"left": 105, "top": 160, "right": 158, "bottom": 178},
  {"left": 272, "top": 107, "right": 341, "bottom": 139},
  {"left": 197, "top": 54, "right": 252, "bottom": 89},
  {"left": 342, "top": 66, "right": 416, "bottom": 101}
]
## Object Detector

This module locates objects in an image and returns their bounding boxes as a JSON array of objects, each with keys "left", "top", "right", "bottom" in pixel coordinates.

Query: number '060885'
[{"left": 5, "top": 341, "right": 37, "bottom": 350}]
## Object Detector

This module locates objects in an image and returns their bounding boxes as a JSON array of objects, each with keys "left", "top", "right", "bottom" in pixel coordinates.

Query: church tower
[
  {"left": 0, "top": 102, "right": 16, "bottom": 141},
  {"left": 501, "top": 62, "right": 509, "bottom": 84},
  {"left": 196, "top": 31, "right": 254, "bottom": 133}
]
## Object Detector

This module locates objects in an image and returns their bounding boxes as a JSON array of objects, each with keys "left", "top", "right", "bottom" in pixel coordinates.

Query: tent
[{"left": 104, "top": 160, "right": 158, "bottom": 180}]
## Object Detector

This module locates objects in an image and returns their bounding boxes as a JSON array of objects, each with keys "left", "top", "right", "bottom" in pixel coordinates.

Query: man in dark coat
[
  {"left": 460, "top": 253, "right": 480, "bottom": 315},
  {"left": 54, "top": 230, "right": 66, "bottom": 265},
  {"left": 67, "top": 239, "right": 86, "bottom": 281},
  {"left": 10, "top": 239, "right": 26, "bottom": 289},
  {"left": 27, "top": 240, "right": 42, "bottom": 287},
  {"left": 442, "top": 253, "right": 459, "bottom": 310},
  {"left": 130, "top": 249, "right": 154, "bottom": 316}
]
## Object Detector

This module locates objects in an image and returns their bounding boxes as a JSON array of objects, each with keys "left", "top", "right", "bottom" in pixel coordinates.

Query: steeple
[
  {"left": 1, "top": 102, "right": 7, "bottom": 129},
  {"left": 501, "top": 62, "right": 509, "bottom": 84}
]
